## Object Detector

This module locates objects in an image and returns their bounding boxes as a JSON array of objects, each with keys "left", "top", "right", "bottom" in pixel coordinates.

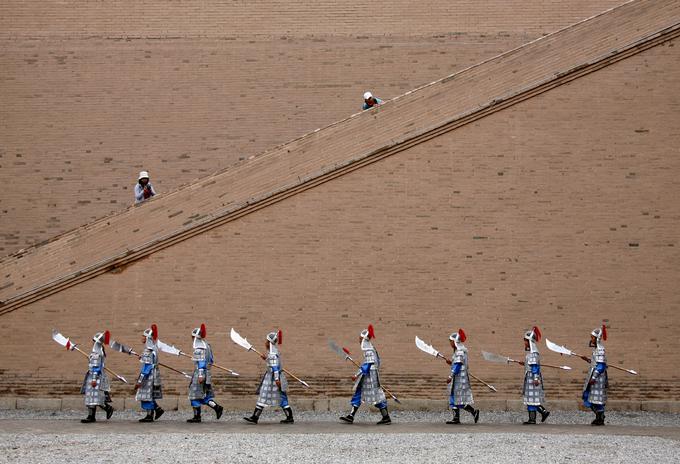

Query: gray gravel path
[{"left": 2, "top": 410, "right": 679, "bottom": 463}]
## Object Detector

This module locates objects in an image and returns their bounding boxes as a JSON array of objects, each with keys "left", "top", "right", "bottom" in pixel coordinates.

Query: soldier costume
[
  {"left": 522, "top": 326, "right": 550, "bottom": 424},
  {"left": 134, "top": 324, "right": 164, "bottom": 422},
  {"left": 186, "top": 324, "right": 224, "bottom": 423},
  {"left": 244, "top": 330, "right": 294, "bottom": 424},
  {"left": 582, "top": 325, "right": 608, "bottom": 426},
  {"left": 340, "top": 324, "right": 391, "bottom": 425},
  {"left": 80, "top": 331, "right": 114, "bottom": 423},
  {"left": 446, "top": 329, "right": 480, "bottom": 424}
]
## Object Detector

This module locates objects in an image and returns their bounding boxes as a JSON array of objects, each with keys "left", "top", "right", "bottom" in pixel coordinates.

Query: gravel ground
[
  {"left": 2, "top": 408, "right": 680, "bottom": 427},
  {"left": 2, "top": 410, "right": 679, "bottom": 463},
  {"left": 0, "top": 431, "right": 678, "bottom": 464}
]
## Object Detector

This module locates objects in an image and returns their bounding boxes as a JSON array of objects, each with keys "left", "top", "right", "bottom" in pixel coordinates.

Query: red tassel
[
  {"left": 277, "top": 329, "right": 283, "bottom": 345},
  {"left": 200, "top": 323, "right": 207, "bottom": 338},
  {"left": 66, "top": 340, "right": 71, "bottom": 350},
  {"left": 103, "top": 330, "right": 110, "bottom": 345},
  {"left": 533, "top": 326, "right": 541, "bottom": 342},
  {"left": 458, "top": 328, "right": 467, "bottom": 343},
  {"left": 151, "top": 324, "right": 158, "bottom": 341},
  {"left": 602, "top": 324, "right": 607, "bottom": 341},
  {"left": 343, "top": 347, "right": 351, "bottom": 355},
  {"left": 367, "top": 324, "right": 375, "bottom": 339}
]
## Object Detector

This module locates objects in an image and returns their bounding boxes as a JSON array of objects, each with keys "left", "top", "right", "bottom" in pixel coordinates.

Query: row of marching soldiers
[{"left": 68, "top": 322, "right": 620, "bottom": 426}]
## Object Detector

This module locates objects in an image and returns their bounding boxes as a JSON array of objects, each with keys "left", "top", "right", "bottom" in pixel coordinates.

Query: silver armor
[
  {"left": 80, "top": 332, "right": 111, "bottom": 407},
  {"left": 353, "top": 327, "right": 386, "bottom": 406},
  {"left": 135, "top": 327, "right": 163, "bottom": 403},
  {"left": 448, "top": 345, "right": 474, "bottom": 406},
  {"left": 188, "top": 327, "right": 214, "bottom": 402},
  {"left": 256, "top": 331, "right": 288, "bottom": 407},
  {"left": 583, "top": 326, "right": 608, "bottom": 405},
  {"left": 523, "top": 327, "right": 545, "bottom": 406}
]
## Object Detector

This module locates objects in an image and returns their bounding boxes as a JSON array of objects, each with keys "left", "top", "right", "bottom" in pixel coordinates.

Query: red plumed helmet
[
  {"left": 200, "top": 323, "right": 207, "bottom": 338},
  {"left": 458, "top": 328, "right": 467, "bottom": 343},
  {"left": 533, "top": 326, "right": 541, "bottom": 342},
  {"left": 151, "top": 324, "right": 158, "bottom": 341},
  {"left": 104, "top": 330, "right": 110, "bottom": 345},
  {"left": 601, "top": 324, "right": 607, "bottom": 341},
  {"left": 277, "top": 329, "right": 283, "bottom": 345},
  {"left": 367, "top": 324, "right": 375, "bottom": 339}
]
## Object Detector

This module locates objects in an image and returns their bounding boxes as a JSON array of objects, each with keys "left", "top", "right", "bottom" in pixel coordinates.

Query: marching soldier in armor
[
  {"left": 187, "top": 324, "right": 224, "bottom": 423},
  {"left": 80, "top": 331, "right": 114, "bottom": 423},
  {"left": 446, "top": 329, "right": 480, "bottom": 424},
  {"left": 580, "top": 325, "right": 608, "bottom": 426},
  {"left": 134, "top": 324, "right": 164, "bottom": 422},
  {"left": 522, "top": 326, "right": 550, "bottom": 424},
  {"left": 244, "top": 330, "right": 294, "bottom": 424},
  {"left": 340, "top": 324, "right": 391, "bottom": 425}
]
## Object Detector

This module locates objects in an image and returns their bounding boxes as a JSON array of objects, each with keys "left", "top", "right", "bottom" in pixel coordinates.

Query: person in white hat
[
  {"left": 363, "top": 91, "right": 383, "bottom": 110},
  {"left": 134, "top": 170, "right": 156, "bottom": 204}
]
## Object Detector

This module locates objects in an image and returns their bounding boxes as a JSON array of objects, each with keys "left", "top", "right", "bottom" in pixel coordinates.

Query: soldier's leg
[
  {"left": 139, "top": 401, "right": 155, "bottom": 422},
  {"left": 523, "top": 406, "right": 537, "bottom": 425},
  {"left": 446, "top": 407, "right": 461, "bottom": 424},
  {"left": 376, "top": 401, "right": 391, "bottom": 425},
  {"left": 279, "top": 392, "right": 294, "bottom": 424},
  {"left": 102, "top": 392, "right": 114, "bottom": 419},
  {"left": 153, "top": 401, "right": 165, "bottom": 420},
  {"left": 187, "top": 400, "right": 202, "bottom": 423},
  {"left": 536, "top": 405, "right": 550, "bottom": 423},
  {"left": 340, "top": 383, "right": 363, "bottom": 423},
  {"left": 206, "top": 399, "right": 224, "bottom": 420},
  {"left": 591, "top": 404, "right": 605, "bottom": 426},
  {"left": 464, "top": 404, "right": 480, "bottom": 423},
  {"left": 243, "top": 405, "right": 264, "bottom": 424},
  {"left": 81, "top": 406, "right": 97, "bottom": 423}
]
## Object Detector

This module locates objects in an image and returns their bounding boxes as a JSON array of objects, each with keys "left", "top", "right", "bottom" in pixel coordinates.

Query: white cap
[
  {"left": 363, "top": 91, "right": 373, "bottom": 100},
  {"left": 138, "top": 171, "right": 150, "bottom": 180}
]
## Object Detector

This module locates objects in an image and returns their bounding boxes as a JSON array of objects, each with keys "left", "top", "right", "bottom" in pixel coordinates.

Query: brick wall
[
  {"left": 0, "top": 1, "right": 624, "bottom": 38},
  {"left": 1, "top": 38, "right": 677, "bottom": 400},
  {"left": 0, "top": 0, "right": 622, "bottom": 254}
]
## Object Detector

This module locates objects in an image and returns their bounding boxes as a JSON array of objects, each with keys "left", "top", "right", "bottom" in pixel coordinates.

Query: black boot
[
  {"left": 139, "top": 410, "right": 154, "bottom": 422},
  {"left": 154, "top": 406, "right": 165, "bottom": 421},
  {"left": 537, "top": 405, "right": 550, "bottom": 423},
  {"left": 340, "top": 405, "right": 359, "bottom": 423},
  {"left": 243, "top": 406, "right": 262, "bottom": 424},
  {"left": 187, "top": 407, "right": 201, "bottom": 423},
  {"left": 464, "top": 405, "right": 480, "bottom": 423},
  {"left": 280, "top": 406, "right": 294, "bottom": 424},
  {"left": 102, "top": 404, "right": 114, "bottom": 420},
  {"left": 592, "top": 411, "right": 605, "bottom": 426},
  {"left": 81, "top": 407, "right": 96, "bottom": 423},
  {"left": 376, "top": 407, "right": 391, "bottom": 425},
  {"left": 446, "top": 408, "right": 461, "bottom": 424},
  {"left": 523, "top": 410, "right": 537, "bottom": 425},
  {"left": 207, "top": 400, "right": 223, "bottom": 420}
]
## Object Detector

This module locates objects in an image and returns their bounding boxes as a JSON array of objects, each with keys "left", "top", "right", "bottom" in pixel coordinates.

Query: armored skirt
[
  {"left": 81, "top": 371, "right": 111, "bottom": 407},
  {"left": 136, "top": 366, "right": 163, "bottom": 402},
  {"left": 522, "top": 352, "right": 545, "bottom": 406},
  {"left": 448, "top": 351, "right": 474, "bottom": 406},
  {"left": 188, "top": 368, "right": 213, "bottom": 402},
  {"left": 256, "top": 368, "right": 288, "bottom": 407},
  {"left": 353, "top": 367, "right": 386, "bottom": 406}
]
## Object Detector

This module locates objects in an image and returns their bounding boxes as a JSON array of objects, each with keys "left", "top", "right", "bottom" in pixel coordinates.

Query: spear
[
  {"left": 157, "top": 339, "right": 240, "bottom": 376},
  {"left": 52, "top": 329, "right": 128, "bottom": 383},
  {"left": 230, "top": 328, "right": 311, "bottom": 389},
  {"left": 545, "top": 339, "right": 638, "bottom": 375},
  {"left": 481, "top": 350, "right": 572, "bottom": 370},
  {"left": 109, "top": 339, "right": 192, "bottom": 379},
  {"left": 328, "top": 339, "right": 402, "bottom": 404},
  {"left": 414, "top": 336, "right": 497, "bottom": 392}
]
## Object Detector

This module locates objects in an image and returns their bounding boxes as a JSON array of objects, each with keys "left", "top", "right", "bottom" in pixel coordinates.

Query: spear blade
[
  {"left": 230, "top": 328, "right": 253, "bottom": 351},
  {"left": 157, "top": 339, "right": 182, "bottom": 356},
  {"left": 415, "top": 336, "right": 441, "bottom": 358},
  {"left": 481, "top": 350, "right": 512, "bottom": 364},
  {"left": 545, "top": 339, "right": 575, "bottom": 356},
  {"left": 109, "top": 340, "right": 135, "bottom": 355}
]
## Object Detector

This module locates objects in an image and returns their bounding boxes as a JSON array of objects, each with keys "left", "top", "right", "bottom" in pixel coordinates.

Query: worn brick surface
[
  {"left": 0, "top": 1, "right": 622, "bottom": 254},
  {"left": 0, "top": 27, "right": 677, "bottom": 400}
]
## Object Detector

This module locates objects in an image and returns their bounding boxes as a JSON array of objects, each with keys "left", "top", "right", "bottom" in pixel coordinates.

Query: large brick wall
[
  {"left": 0, "top": 1, "right": 622, "bottom": 254},
  {"left": 1, "top": 37, "right": 677, "bottom": 401}
]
